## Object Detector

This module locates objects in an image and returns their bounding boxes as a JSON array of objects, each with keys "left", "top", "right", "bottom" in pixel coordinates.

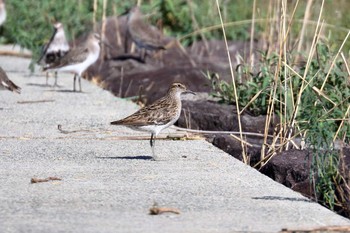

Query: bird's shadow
[
  {"left": 26, "top": 83, "right": 86, "bottom": 93},
  {"left": 97, "top": 155, "right": 153, "bottom": 160},
  {"left": 26, "top": 83, "right": 53, "bottom": 87},
  {"left": 46, "top": 89, "right": 86, "bottom": 93}
]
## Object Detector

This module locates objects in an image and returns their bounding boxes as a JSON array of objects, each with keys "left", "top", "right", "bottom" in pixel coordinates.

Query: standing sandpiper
[
  {"left": 127, "top": 6, "right": 165, "bottom": 61},
  {"left": 43, "top": 33, "right": 101, "bottom": 92},
  {"left": 0, "top": 0, "right": 6, "bottom": 26},
  {"left": 110, "top": 83, "right": 195, "bottom": 160},
  {"left": 38, "top": 22, "right": 70, "bottom": 86},
  {"left": 0, "top": 67, "right": 21, "bottom": 93}
]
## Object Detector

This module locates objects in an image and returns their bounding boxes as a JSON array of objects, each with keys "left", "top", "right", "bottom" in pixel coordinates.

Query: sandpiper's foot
[{"left": 52, "top": 83, "right": 61, "bottom": 88}]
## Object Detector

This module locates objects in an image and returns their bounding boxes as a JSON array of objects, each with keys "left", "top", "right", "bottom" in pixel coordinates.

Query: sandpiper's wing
[
  {"left": 43, "top": 46, "right": 89, "bottom": 70},
  {"left": 111, "top": 97, "right": 178, "bottom": 126},
  {"left": 127, "top": 7, "right": 165, "bottom": 50},
  {"left": 129, "top": 21, "right": 165, "bottom": 50},
  {"left": 0, "top": 67, "right": 21, "bottom": 94}
]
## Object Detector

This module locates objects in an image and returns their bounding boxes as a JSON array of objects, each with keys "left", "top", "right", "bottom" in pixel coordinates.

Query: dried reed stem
[
  {"left": 296, "top": 0, "right": 313, "bottom": 54},
  {"left": 249, "top": 0, "right": 256, "bottom": 68},
  {"left": 286, "top": 0, "right": 325, "bottom": 149},
  {"left": 261, "top": 0, "right": 284, "bottom": 161},
  {"left": 178, "top": 18, "right": 348, "bottom": 44},
  {"left": 319, "top": 30, "right": 350, "bottom": 91},
  {"left": 215, "top": 0, "right": 247, "bottom": 164},
  {"left": 112, "top": 4, "right": 122, "bottom": 47},
  {"left": 187, "top": 0, "right": 210, "bottom": 55},
  {"left": 93, "top": 0, "right": 98, "bottom": 31},
  {"left": 333, "top": 105, "right": 350, "bottom": 142},
  {"left": 100, "top": 0, "right": 108, "bottom": 61}
]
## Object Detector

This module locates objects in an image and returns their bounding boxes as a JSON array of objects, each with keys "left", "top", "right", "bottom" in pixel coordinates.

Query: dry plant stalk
[
  {"left": 149, "top": 207, "right": 180, "bottom": 215},
  {"left": 112, "top": 4, "right": 122, "bottom": 47},
  {"left": 31, "top": 177, "right": 62, "bottom": 184},
  {"left": 285, "top": 0, "right": 325, "bottom": 150},
  {"left": 178, "top": 18, "right": 346, "bottom": 47},
  {"left": 215, "top": 0, "right": 247, "bottom": 164},
  {"left": 258, "top": 0, "right": 306, "bottom": 165},
  {"left": 93, "top": 0, "right": 98, "bottom": 31},
  {"left": 186, "top": 0, "right": 210, "bottom": 56},
  {"left": 100, "top": 0, "right": 108, "bottom": 61},
  {"left": 296, "top": 0, "right": 313, "bottom": 55},
  {"left": 319, "top": 30, "right": 350, "bottom": 91},
  {"left": 261, "top": 0, "right": 285, "bottom": 162},
  {"left": 333, "top": 105, "right": 350, "bottom": 142},
  {"left": 149, "top": 203, "right": 180, "bottom": 215},
  {"left": 249, "top": 0, "right": 256, "bottom": 68}
]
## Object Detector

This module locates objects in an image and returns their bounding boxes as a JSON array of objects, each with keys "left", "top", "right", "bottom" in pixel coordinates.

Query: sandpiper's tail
[{"left": 1, "top": 78, "right": 21, "bottom": 94}]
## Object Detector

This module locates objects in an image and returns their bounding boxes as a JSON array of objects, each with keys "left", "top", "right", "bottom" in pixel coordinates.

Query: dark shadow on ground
[
  {"left": 45, "top": 89, "right": 86, "bottom": 93},
  {"left": 97, "top": 155, "right": 153, "bottom": 160},
  {"left": 252, "top": 196, "right": 312, "bottom": 202},
  {"left": 26, "top": 83, "right": 52, "bottom": 87}
]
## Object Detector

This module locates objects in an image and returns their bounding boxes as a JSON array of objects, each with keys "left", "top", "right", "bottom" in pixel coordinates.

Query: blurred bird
[
  {"left": 0, "top": 0, "right": 6, "bottom": 26},
  {"left": 127, "top": 6, "right": 165, "bottom": 61},
  {"left": 38, "top": 22, "right": 70, "bottom": 86},
  {"left": 0, "top": 66, "right": 21, "bottom": 94},
  {"left": 111, "top": 83, "right": 195, "bottom": 160},
  {"left": 43, "top": 33, "right": 101, "bottom": 92}
]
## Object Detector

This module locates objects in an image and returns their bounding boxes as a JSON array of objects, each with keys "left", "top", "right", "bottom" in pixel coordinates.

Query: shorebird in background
[
  {"left": 44, "top": 33, "right": 101, "bottom": 92},
  {"left": 111, "top": 83, "right": 195, "bottom": 160},
  {"left": 0, "top": 67, "right": 21, "bottom": 94},
  {"left": 127, "top": 6, "right": 165, "bottom": 61},
  {"left": 38, "top": 22, "right": 70, "bottom": 86},
  {"left": 0, "top": 0, "right": 6, "bottom": 26}
]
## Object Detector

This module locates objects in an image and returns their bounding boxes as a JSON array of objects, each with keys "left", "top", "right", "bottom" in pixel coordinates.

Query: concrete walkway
[{"left": 0, "top": 53, "right": 349, "bottom": 233}]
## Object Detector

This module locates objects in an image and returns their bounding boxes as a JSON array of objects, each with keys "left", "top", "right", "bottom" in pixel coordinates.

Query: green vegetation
[
  {"left": 3, "top": 0, "right": 350, "bottom": 59},
  {"left": 207, "top": 1, "right": 350, "bottom": 217}
]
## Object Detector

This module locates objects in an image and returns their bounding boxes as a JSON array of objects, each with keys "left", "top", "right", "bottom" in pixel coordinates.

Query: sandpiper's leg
[
  {"left": 54, "top": 71, "right": 58, "bottom": 87},
  {"left": 45, "top": 72, "right": 49, "bottom": 86},
  {"left": 73, "top": 74, "right": 76, "bottom": 92},
  {"left": 78, "top": 75, "right": 82, "bottom": 92},
  {"left": 140, "top": 48, "right": 146, "bottom": 62},
  {"left": 150, "top": 133, "right": 157, "bottom": 160}
]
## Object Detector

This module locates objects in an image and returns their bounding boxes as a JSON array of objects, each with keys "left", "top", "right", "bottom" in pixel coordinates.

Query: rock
[
  {"left": 176, "top": 98, "right": 278, "bottom": 165},
  {"left": 260, "top": 149, "right": 313, "bottom": 197},
  {"left": 210, "top": 134, "right": 262, "bottom": 164},
  {"left": 178, "top": 99, "right": 276, "bottom": 133}
]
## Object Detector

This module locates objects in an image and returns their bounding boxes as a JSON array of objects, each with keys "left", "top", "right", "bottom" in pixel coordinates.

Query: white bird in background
[
  {"left": 38, "top": 22, "right": 70, "bottom": 86},
  {"left": 0, "top": 0, "right": 6, "bottom": 26},
  {"left": 43, "top": 33, "right": 101, "bottom": 92}
]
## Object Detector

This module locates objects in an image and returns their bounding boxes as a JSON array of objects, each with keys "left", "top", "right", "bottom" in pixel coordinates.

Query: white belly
[{"left": 57, "top": 51, "right": 99, "bottom": 76}]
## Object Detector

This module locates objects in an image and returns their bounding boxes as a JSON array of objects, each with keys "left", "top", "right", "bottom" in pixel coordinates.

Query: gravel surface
[{"left": 0, "top": 53, "right": 349, "bottom": 233}]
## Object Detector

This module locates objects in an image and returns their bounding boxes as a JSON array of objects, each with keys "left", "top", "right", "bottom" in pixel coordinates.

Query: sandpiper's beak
[{"left": 184, "top": 89, "right": 196, "bottom": 95}]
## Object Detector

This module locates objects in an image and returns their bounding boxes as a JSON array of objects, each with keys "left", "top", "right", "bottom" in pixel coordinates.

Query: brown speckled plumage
[{"left": 111, "top": 83, "right": 195, "bottom": 160}]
